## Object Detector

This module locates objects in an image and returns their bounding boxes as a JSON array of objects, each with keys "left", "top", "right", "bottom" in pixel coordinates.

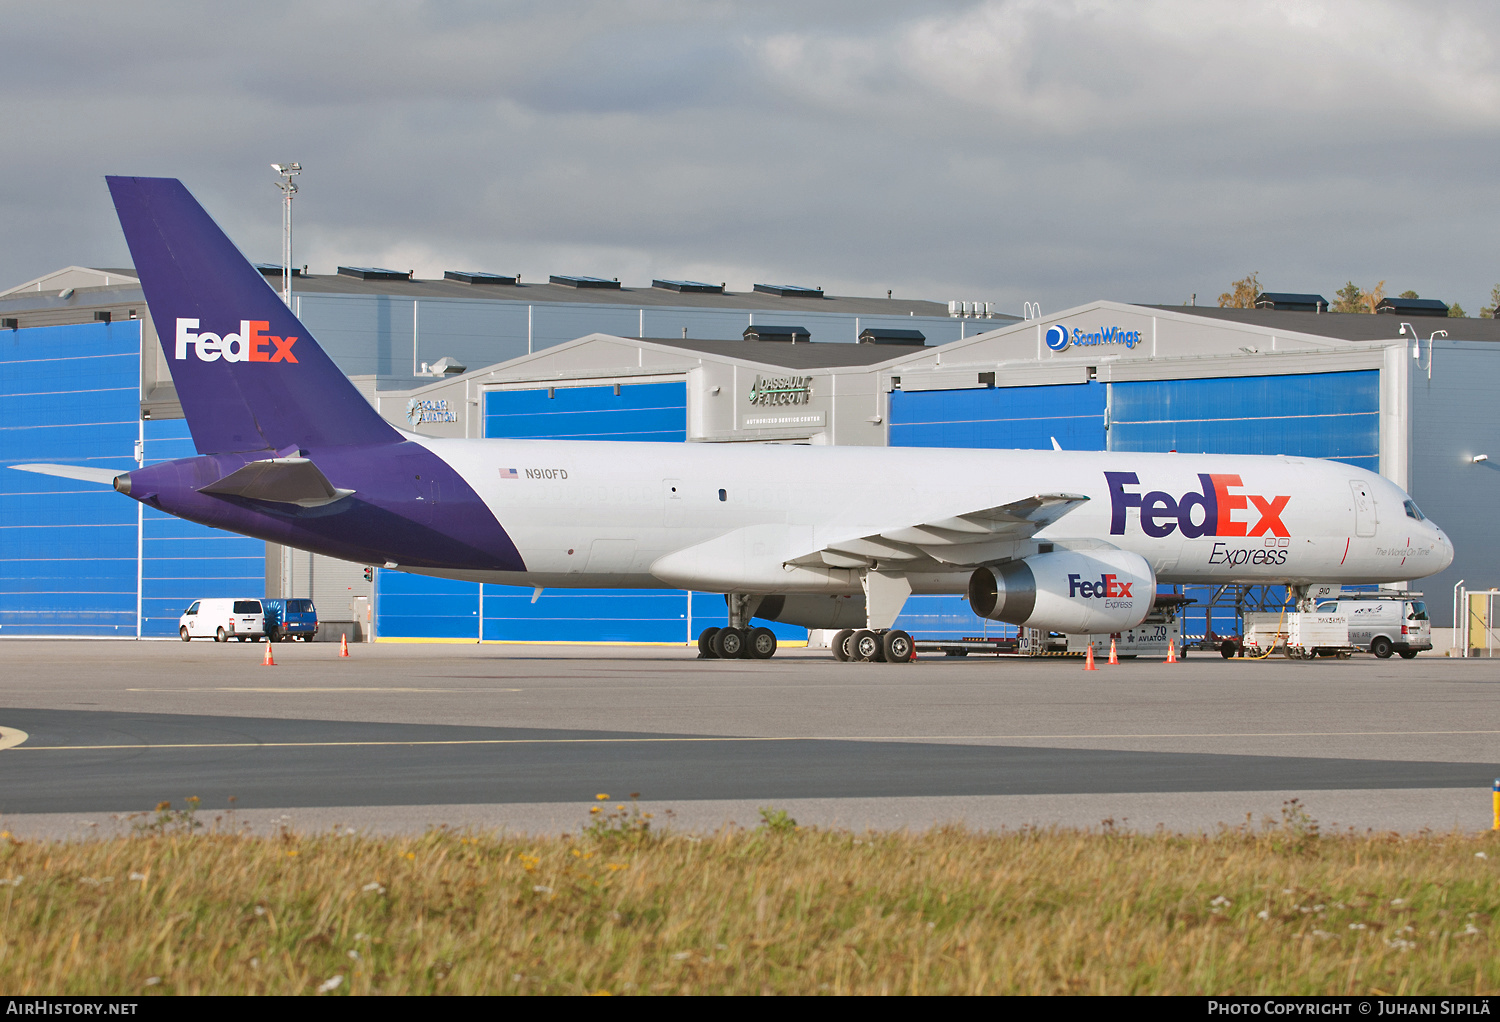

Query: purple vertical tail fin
[{"left": 107, "top": 176, "right": 401, "bottom": 455}]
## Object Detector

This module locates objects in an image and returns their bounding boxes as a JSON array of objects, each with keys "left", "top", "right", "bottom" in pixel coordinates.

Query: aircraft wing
[
  {"left": 198, "top": 457, "right": 354, "bottom": 508},
  {"left": 787, "top": 492, "right": 1090, "bottom": 569}
]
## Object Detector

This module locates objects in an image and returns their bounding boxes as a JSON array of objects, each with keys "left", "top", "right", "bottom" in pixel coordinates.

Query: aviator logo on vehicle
[
  {"left": 1106, "top": 471, "right": 1290, "bottom": 539},
  {"left": 174, "top": 318, "right": 298, "bottom": 363}
]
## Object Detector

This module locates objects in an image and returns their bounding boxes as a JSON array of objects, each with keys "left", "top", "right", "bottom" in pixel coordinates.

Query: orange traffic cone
[
  {"left": 1166, "top": 641, "right": 1178, "bottom": 664},
  {"left": 262, "top": 642, "right": 275, "bottom": 667},
  {"left": 340, "top": 633, "right": 349, "bottom": 657},
  {"left": 1108, "top": 637, "right": 1119, "bottom": 665},
  {"left": 1084, "top": 644, "right": 1098, "bottom": 670}
]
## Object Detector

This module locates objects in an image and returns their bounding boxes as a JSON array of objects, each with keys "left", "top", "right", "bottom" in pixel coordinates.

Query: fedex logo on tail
[
  {"left": 174, "top": 319, "right": 298, "bottom": 363},
  {"left": 1106, "top": 471, "right": 1290, "bottom": 538}
]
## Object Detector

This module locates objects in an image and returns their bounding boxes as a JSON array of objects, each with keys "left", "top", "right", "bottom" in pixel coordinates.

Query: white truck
[{"left": 1313, "top": 594, "right": 1431, "bottom": 659}]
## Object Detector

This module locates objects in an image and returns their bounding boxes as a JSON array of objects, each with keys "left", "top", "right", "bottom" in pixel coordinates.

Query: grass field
[{"left": 0, "top": 799, "right": 1496, "bottom": 995}]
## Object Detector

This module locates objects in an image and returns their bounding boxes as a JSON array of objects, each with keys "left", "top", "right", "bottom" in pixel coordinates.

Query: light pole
[
  {"left": 272, "top": 162, "right": 300, "bottom": 599},
  {"left": 272, "top": 163, "right": 301, "bottom": 307}
]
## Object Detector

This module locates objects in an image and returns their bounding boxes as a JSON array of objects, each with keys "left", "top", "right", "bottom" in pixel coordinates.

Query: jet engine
[{"left": 967, "top": 549, "right": 1155, "bottom": 634}]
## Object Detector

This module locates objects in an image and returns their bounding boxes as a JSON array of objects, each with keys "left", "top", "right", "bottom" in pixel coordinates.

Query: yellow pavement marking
[
  {"left": 0, "top": 726, "right": 28, "bottom": 751},
  {"left": 125, "top": 687, "right": 521, "bottom": 694},
  {"left": 8, "top": 728, "right": 1500, "bottom": 754}
]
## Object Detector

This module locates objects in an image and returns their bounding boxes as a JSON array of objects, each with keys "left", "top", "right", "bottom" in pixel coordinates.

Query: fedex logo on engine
[
  {"left": 1068, "top": 573, "right": 1133, "bottom": 599},
  {"left": 1106, "top": 471, "right": 1290, "bottom": 538},
  {"left": 174, "top": 319, "right": 298, "bottom": 363}
]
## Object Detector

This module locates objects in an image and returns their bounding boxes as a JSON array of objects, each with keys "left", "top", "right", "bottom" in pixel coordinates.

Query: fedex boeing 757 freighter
[{"left": 13, "top": 178, "right": 1454, "bottom": 663}]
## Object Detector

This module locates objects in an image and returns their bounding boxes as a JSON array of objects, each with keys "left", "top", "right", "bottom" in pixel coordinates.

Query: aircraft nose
[{"left": 1435, "top": 526, "right": 1455, "bottom": 571}]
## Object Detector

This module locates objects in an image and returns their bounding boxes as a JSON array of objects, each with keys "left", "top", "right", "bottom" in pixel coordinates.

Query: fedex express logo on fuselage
[
  {"left": 1105, "top": 471, "right": 1290, "bottom": 538},
  {"left": 174, "top": 318, "right": 298, "bottom": 363}
]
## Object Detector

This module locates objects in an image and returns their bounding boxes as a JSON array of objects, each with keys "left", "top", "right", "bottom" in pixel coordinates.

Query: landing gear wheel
[
  {"left": 882, "top": 629, "right": 914, "bottom": 664},
  {"left": 748, "top": 627, "right": 777, "bottom": 660},
  {"left": 180, "top": 627, "right": 190, "bottom": 642},
  {"left": 1371, "top": 637, "right": 1393, "bottom": 659},
  {"left": 713, "top": 627, "right": 746, "bottom": 659},
  {"left": 852, "top": 629, "right": 881, "bottom": 662},
  {"left": 831, "top": 628, "right": 855, "bottom": 662},
  {"left": 1399, "top": 649, "right": 1419, "bottom": 659},
  {"left": 697, "top": 627, "right": 721, "bottom": 659},
  {"left": 216, "top": 627, "right": 227, "bottom": 643}
]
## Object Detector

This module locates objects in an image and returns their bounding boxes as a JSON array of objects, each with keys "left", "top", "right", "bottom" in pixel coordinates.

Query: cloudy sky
[{"left": 2, "top": 0, "right": 1496, "bottom": 313}]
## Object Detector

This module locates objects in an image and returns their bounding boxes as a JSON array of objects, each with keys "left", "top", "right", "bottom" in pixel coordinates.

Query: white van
[
  {"left": 179, "top": 599, "right": 267, "bottom": 642},
  {"left": 1314, "top": 596, "right": 1430, "bottom": 659}
]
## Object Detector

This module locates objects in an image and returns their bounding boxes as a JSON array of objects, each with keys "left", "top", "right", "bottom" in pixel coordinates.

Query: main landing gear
[
  {"left": 697, "top": 625, "right": 778, "bottom": 660},
  {"left": 698, "top": 593, "right": 778, "bottom": 660},
  {"left": 830, "top": 627, "right": 916, "bottom": 664}
]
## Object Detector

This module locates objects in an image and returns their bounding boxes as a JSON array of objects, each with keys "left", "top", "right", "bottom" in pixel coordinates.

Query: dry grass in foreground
[{"left": 0, "top": 800, "right": 1497, "bottom": 995}]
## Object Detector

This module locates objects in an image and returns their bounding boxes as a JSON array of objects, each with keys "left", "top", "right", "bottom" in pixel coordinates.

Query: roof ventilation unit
[
  {"left": 858, "top": 327, "right": 925, "bottom": 345},
  {"left": 1253, "top": 292, "right": 1329, "bottom": 312},
  {"left": 444, "top": 271, "right": 517, "bottom": 285},
  {"left": 549, "top": 275, "right": 621, "bottom": 290},
  {"left": 253, "top": 261, "right": 303, "bottom": 277},
  {"left": 421, "top": 356, "right": 467, "bottom": 376},
  {"left": 753, "top": 284, "right": 824, "bottom": 298},
  {"left": 1376, "top": 297, "right": 1450, "bottom": 317},
  {"left": 337, "top": 266, "right": 412, "bottom": 281},
  {"left": 743, "top": 324, "right": 811, "bottom": 343},
  {"left": 652, "top": 279, "right": 724, "bottom": 294}
]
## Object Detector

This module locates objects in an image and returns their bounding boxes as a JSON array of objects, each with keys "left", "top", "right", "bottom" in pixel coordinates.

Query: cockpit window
[{"left": 1403, "top": 499, "right": 1426, "bottom": 521}]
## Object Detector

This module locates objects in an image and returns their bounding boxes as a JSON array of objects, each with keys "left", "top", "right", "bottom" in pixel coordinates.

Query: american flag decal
[{"left": 501, "top": 468, "right": 518, "bottom": 479}]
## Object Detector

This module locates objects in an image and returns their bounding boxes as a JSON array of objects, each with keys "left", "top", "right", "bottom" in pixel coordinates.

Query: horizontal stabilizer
[
  {"left": 11, "top": 463, "right": 123, "bottom": 485},
  {"left": 198, "top": 457, "right": 353, "bottom": 508}
]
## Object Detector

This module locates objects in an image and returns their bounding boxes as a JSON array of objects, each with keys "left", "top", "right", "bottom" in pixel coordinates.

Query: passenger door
[
  {"left": 1349, "top": 481, "right": 1377, "bottom": 538},
  {"left": 663, "top": 479, "right": 683, "bottom": 527}
]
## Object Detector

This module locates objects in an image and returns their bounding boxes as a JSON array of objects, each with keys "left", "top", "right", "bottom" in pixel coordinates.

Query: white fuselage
[{"left": 409, "top": 439, "right": 1453, "bottom": 594}]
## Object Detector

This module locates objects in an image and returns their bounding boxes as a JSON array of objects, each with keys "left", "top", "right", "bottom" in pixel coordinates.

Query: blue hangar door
[
  {"left": 1108, "top": 370, "right": 1380, "bottom": 638},
  {"left": 887, "top": 381, "right": 1108, "bottom": 638},
  {"left": 373, "top": 382, "right": 806, "bottom": 643}
]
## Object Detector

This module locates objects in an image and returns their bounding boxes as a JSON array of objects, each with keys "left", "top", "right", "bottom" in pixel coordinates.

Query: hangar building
[{"left": 2, "top": 265, "right": 1494, "bottom": 644}]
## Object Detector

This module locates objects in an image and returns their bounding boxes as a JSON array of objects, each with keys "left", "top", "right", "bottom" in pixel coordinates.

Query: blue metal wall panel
[
  {"left": 296, "top": 292, "right": 975, "bottom": 384},
  {"left": 890, "top": 383, "right": 1107, "bottom": 451},
  {"left": 1109, "top": 371, "right": 1379, "bottom": 471},
  {"left": 0, "top": 323, "right": 139, "bottom": 636},
  {"left": 138, "top": 418, "right": 266, "bottom": 638},
  {"left": 484, "top": 382, "right": 688, "bottom": 442}
]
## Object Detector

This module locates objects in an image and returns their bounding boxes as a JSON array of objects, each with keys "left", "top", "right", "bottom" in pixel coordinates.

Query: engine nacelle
[{"left": 967, "top": 549, "right": 1155, "bottom": 634}]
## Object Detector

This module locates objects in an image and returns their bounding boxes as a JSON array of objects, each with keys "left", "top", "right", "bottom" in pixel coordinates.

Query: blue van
[{"left": 262, "top": 598, "right": 319, "bottom": 642}]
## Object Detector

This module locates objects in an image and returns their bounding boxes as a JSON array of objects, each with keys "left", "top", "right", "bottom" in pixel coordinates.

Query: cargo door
[{"left": 1350, "top": 480, "right": 1377, "bottom": 538}]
